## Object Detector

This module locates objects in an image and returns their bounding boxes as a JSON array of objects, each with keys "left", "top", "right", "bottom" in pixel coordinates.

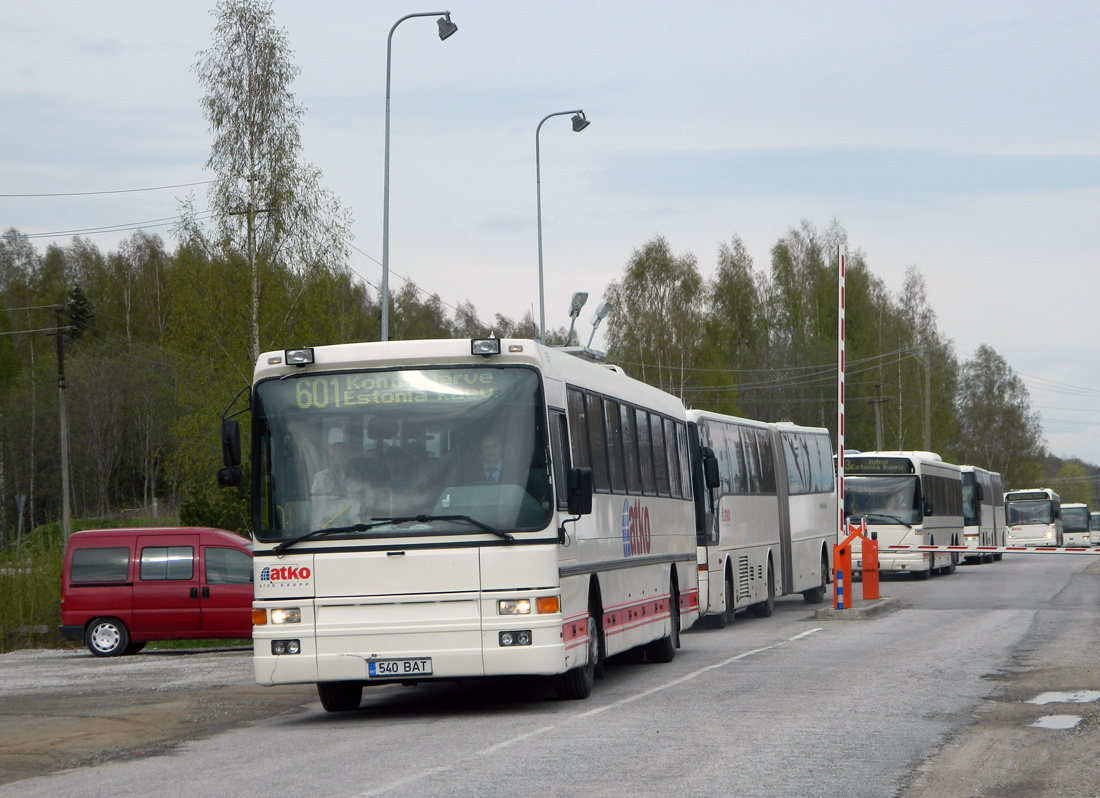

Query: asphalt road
[{"left": 2, "top": 554, "right": 1099, "bottom": 797}]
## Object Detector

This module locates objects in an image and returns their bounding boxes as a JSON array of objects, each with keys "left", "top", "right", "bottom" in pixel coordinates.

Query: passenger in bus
[{"left": 312, "top": 442, "right": 353, "bottom": 498}]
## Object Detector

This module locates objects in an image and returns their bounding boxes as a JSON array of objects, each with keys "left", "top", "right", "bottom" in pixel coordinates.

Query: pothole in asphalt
[
  {"left": 1026, "top": 690, "right": 1100, "bottom": 705},
  {"left": 1030, "top": 715, "right": 1082, "bottom": 730}
]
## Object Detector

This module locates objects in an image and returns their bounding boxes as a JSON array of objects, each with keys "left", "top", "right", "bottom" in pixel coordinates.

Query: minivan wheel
[{"left": 85, "top": 618, "right": 129, "bottom": 657}]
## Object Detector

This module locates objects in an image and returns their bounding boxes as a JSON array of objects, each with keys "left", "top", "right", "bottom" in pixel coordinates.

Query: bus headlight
[
  {"left": 271, "top": 607, "right": 301, "bottom": 624},
  {"left": 499, "top": 599, "right": 531, "bottom": 615}
]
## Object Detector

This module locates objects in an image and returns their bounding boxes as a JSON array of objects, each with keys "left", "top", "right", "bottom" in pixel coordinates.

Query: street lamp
[
  {"left": 381, "top": 11, "right": 457, "bottom": 343},
  {"left": 586, "top": 300, "right": 611, "bottom": 349},
  {"left": 536, "top": 109, "right": 590, "bottom": 344},
  {"left": 565, "top": 291, "right": 588, "bottom": 345}
]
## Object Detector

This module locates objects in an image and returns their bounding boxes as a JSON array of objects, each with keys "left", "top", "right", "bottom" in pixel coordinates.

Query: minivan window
[
  {"left": 71, "top": 547, "right": 130, "bottom": 583},
  {"left": 140, "top": 546, "right": 194, "bottom": 581},
  {"left": 205, "top": 547, "right": 253, "bottom": 584}
]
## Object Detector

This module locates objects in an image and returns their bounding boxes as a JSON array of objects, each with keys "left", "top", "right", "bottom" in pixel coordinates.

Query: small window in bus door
[
  {"left": 566, "top": 389, "right": 589, "bottom": 470},
  {"left": 549, "top": 410, "right": 570, "bottom": 510}
]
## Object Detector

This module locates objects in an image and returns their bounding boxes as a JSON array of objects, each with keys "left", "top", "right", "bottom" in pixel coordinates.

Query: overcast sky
[{"left": 3, "top": 1, "right": 1099, "bottom": 469}]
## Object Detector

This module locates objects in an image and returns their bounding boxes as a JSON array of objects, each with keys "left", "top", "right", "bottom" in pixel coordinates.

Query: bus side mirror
[
  {"left": 217, "top": 467, "right": 242, "bottom": 488},
  {"left": 701, "top": 446, "right": 720, "bottom": 490},
  {"left": 924, "top": 500, "right": 934, "bottom": 517},
  {"left": 222, "top": 419, "right": 241, "bottom": 468},
  {"left": 567, "top": 467, "right": 594, "bottom": 516},
  {"left": 976, "top": 483, "right": 985, "bottom": 501}
]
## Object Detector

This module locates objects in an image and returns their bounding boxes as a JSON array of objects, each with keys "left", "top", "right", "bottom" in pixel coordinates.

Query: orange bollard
[
  {"left": 833, "top": 542, "right": 852, "bottom": 610},
  {"left": 861, "top": 530, "right": 880, "bottom": 600}
]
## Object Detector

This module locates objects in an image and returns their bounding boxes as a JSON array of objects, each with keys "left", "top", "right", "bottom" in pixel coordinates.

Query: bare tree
[{"left": 176, "top": 0, "right": 352, "bottom": 364}]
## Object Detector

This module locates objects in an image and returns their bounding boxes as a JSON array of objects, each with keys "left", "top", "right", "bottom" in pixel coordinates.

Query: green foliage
[
  {"left": 0, "top": 532, "right": 67, "bottom": 652},
  {"left": 179, "top": 473, "right": 252, "bottom": 537},
  {"left": 1051, "top": 461, "right": 1092, "bottom": 505},
  {"left": 955, "top": 344, "right": 1044, "bottom": 488},
  {"left": 604, "top": 235, "right": 704, "bottom": 397}
]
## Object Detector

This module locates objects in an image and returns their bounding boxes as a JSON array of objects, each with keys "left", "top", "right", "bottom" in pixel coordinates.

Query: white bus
[
  {"left": 1061, "top": 502, "right": 1091, "bottom": 546},
  {"left": 219, "top": 338, "right": 700, "bottom": 711},
  {"left": 1090, "top": 511, "right": 1100, "bottom": 546},
  {"left": 959, "top": 465, "right": 1006, "bottom": 564},
  {"left": 688, "top": 411, "right": 836, "bottom": 627},
  {"left": 1004, "top": 488, "right": 1062, "bottom": 547},
  {"left": 842, "top": 451, "right": 964, "bottom": 579}
]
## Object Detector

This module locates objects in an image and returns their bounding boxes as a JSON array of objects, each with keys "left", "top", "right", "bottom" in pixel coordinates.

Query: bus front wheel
[
  {"left": 555, "top": 607, "right": 598, "bottom": 699},
  {"left": 318, "top": 681, "right": 363, "bottom": 712}
]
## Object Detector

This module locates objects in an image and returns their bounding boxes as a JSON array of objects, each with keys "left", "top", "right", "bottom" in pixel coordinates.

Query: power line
[
  {"left": 21, "top": 212, "right": 214, "bottom": 240},
  {"left": 0, "top": 180, "right": 217, "bottom": 198}
]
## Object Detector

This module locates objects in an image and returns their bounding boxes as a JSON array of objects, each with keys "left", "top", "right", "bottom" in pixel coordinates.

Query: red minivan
[{"left": 59, "top": 527, "right": 253, "bottom": 656}]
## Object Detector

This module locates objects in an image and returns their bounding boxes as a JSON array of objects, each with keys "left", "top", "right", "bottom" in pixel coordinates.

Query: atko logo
[
  {"left": 259, "top": 565, "right": 311, "bottom": 583},
  {"left": 621, "top": 499, "right": 652, "bottom": 557}
]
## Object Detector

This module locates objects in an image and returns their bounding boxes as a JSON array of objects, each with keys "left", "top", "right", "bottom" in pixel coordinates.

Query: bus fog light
[
  {"left": 271, "top": 607, "right": 301, "bottom": 624},
  {"left": 499, "top": 630, "right": 532, "bottom": 647},
  {"left": 272, "top": 639, "right": 301, "bottom": 655},
  {"left": 499, "top": 599, "right": 531, "bottom": 615}
]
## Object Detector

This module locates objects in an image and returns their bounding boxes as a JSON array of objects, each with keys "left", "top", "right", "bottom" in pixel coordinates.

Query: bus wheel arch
[{"left": 554, "top": 581, "right": 603, "bottom": 699}]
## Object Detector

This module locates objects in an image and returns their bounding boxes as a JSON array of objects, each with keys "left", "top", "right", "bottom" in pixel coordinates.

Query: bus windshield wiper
[
  {"left": 372, "top": 514, "right": 514, "bottom": 543},
  {"left": 855, "top": 512, "right": 913, "bottom": 529},
  {"left": 273, "top": 521, "right": 394, "bottom": 554}
]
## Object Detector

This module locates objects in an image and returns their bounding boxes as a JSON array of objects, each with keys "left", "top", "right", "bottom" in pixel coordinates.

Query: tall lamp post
[
  {"left": 381, "top": 11, "right": 458, "bottom": 343},
  {"left": 536, "top": 109, "right": 590, "bottom": 343}
]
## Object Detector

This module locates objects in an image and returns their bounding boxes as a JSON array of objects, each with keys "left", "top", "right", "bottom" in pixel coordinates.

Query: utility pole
[
  {"left": 912, "top": 349, "right": 932, "bottom": 451},
  {"left": 868, "top": 383, "right": 890, "bottom": 451},
  {"left": 46, "top": 308, "right": 73, "bottom": 542}
]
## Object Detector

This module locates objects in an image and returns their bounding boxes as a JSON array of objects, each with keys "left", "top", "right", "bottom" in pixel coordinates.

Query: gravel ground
[{"left": 0, "top": 647, "right": 315, "bottom": 787}]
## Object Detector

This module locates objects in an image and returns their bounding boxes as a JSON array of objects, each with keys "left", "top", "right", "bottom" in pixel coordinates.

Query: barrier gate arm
[{"left": 881, "top": 544, "right": 1100, "bottom": 556}]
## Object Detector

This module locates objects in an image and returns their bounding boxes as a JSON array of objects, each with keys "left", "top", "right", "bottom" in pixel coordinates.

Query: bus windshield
[
  {"left": 1006, "top": 500, "right": 1054, "bottom": 525},
  {"left": 250, "top": 366, "right": 553, "bottom": 543},
  {"left": 844, "top": 475, "right": 921, "bottom": 525},
  {"left": 1062, "top": 506, "right": 1089, "bottom": 532}
]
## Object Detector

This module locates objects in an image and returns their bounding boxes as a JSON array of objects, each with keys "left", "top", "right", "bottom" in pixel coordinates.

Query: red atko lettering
[
  {"left": 628, "top": 501, "right": 652, "bottom": 555},
  {"left": 271, "top": 566, "right": 311, "bottom": 580}
]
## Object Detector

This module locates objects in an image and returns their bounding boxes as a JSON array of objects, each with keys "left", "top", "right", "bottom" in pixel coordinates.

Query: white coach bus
[
  {"left": 1061, "top": 502, "right": 1091, "bottom": 546},
  {"left": 1004, "top": 488, "right": 1063, "bottom": 547},
  {"left": 959, "top": 465, "right": 1006, "bottom": 564},
  {"left": 217, "top": 339, "right": 700, "bottom": 711},
  {"left": 1090, "top": 511, "right": 1100, "bottom": 546},
  {"left": 688, "top": 411, "right": 836, "bottom": 627},
  {"left": 842, "top": 451, "right": 964, "bottom": 579}
]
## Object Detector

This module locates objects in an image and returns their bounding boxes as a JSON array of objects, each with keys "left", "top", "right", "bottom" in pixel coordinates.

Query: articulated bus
[
  {"left": 688, "top": 411, "right": 835, "bottom": 626},
  {"left": 959, "top": 466, "right": 1006, "bottom": 564},
  {"left": 842, "top": 452, "right": 964, "bottom": 579},
  {"left": 1061, "top": 503, "right": 1091, "bottom": 546},
  {"left": 218, "top": 338, "right": 700, "bottom": 711},
  {"left": 1004, "top": 488, "right": 1062, "bottom": 547}
]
